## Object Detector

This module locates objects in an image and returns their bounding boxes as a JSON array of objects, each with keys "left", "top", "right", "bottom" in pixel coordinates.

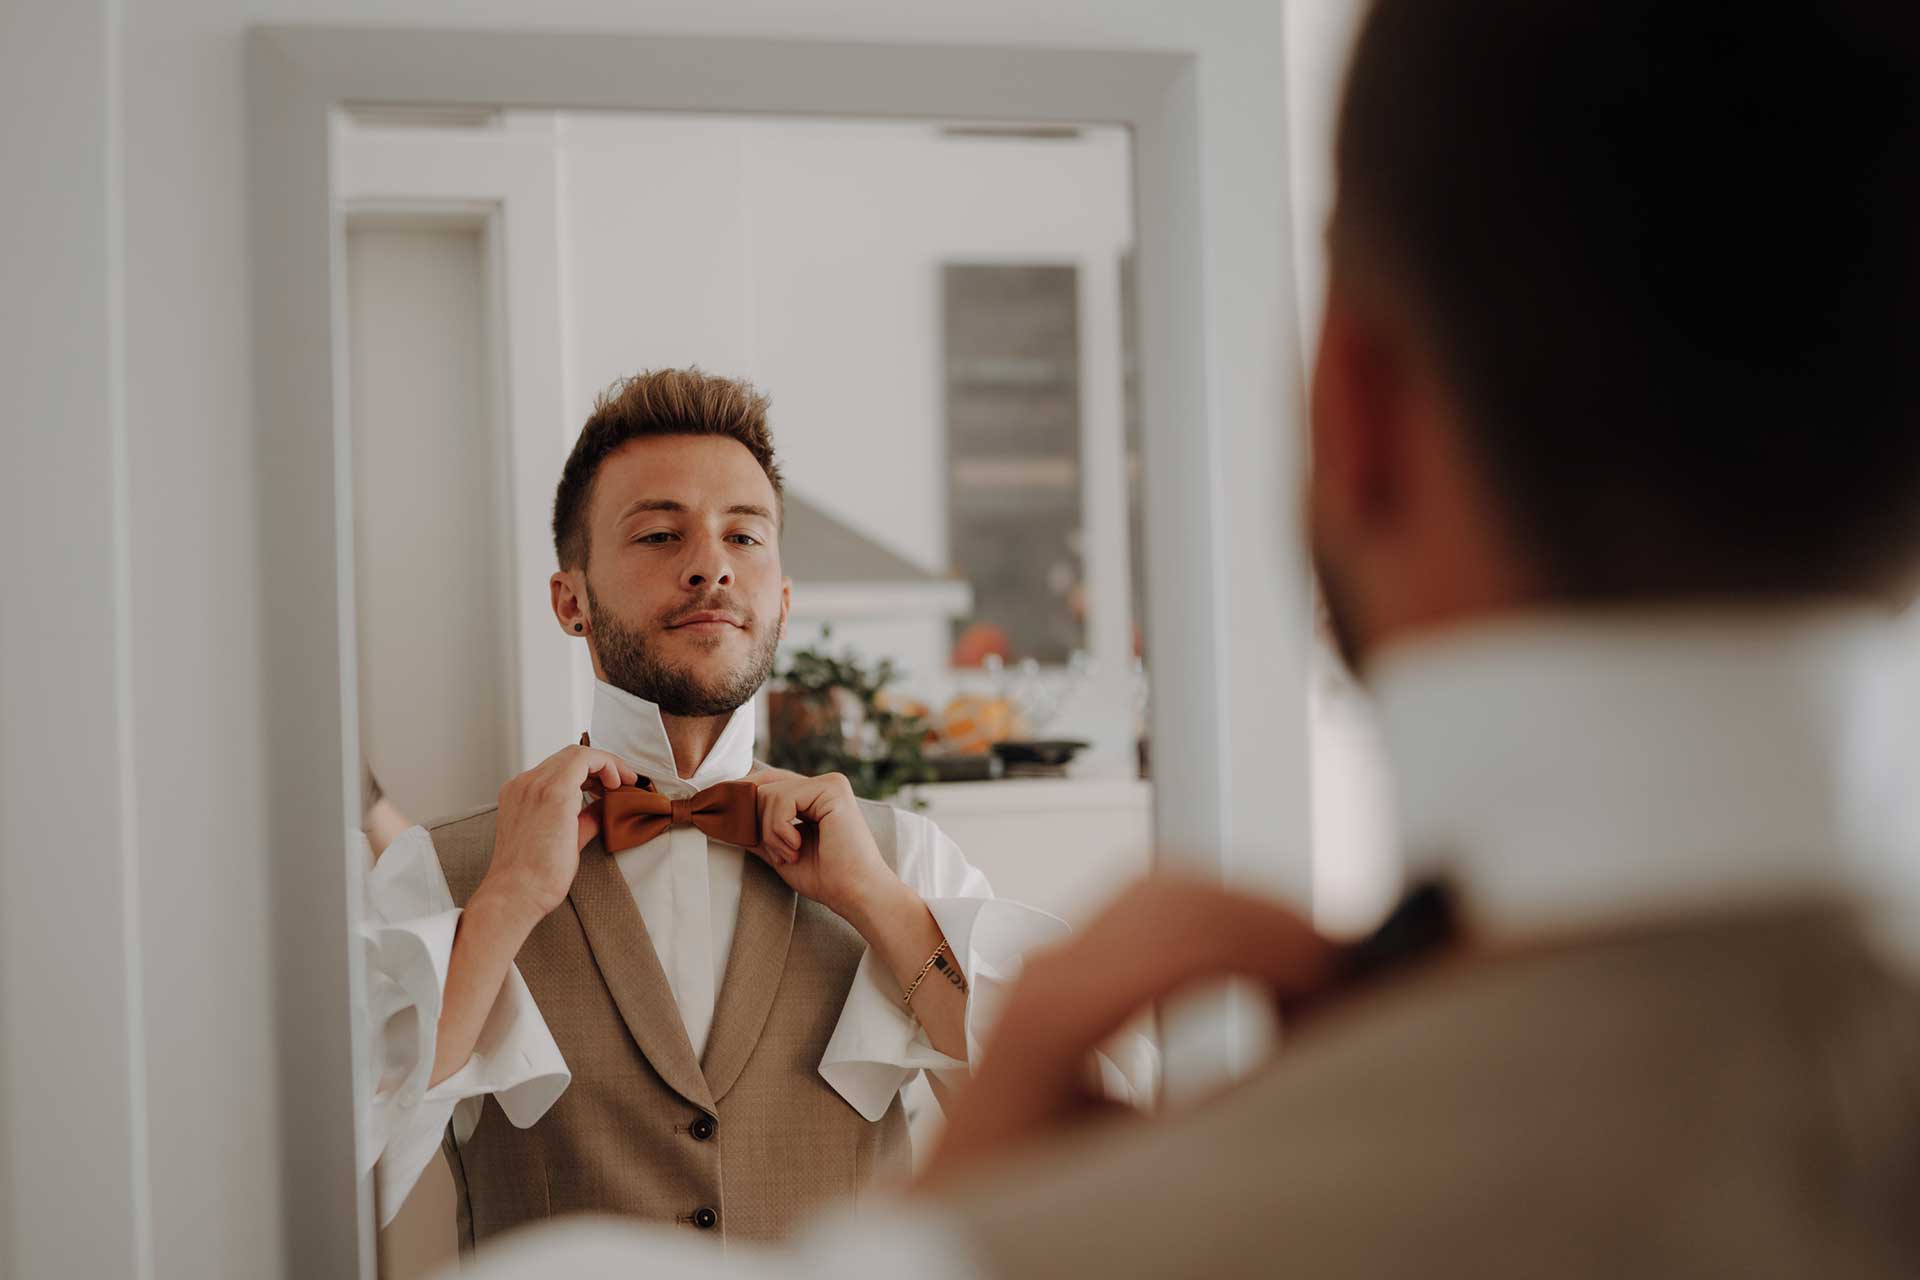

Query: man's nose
[{"left": 683, "top": 545, "right": 733, "bottom": 590}]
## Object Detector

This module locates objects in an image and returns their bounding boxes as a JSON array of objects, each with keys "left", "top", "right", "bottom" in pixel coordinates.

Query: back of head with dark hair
[
  {"left": 552, "top": 368, "right": 785, "bottom": 571},
  {"left": 1334, "top": 0, "right": 1920, "bottom": 599}
]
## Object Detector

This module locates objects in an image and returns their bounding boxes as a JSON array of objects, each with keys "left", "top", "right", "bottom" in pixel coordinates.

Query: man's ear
[
  {"left": 1311, "top": 283, "right": 1409, "bottom": 539},
  {"left": 552, "top": 569, "right": 589, "bottom": 635},
  {"left": 777, "top": 578, "right": 792, "bottom": 641}
]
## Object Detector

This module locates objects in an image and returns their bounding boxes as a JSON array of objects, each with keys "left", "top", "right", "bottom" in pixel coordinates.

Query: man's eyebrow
[
  {"left": 613, "top": 498, "right": 775, "bottom": 523},
  {"left": 726, "top": 503, "right": 776, "bottom": 521},
  {"left": 614, "top": 498, "right": 687, "bottom": 522}
]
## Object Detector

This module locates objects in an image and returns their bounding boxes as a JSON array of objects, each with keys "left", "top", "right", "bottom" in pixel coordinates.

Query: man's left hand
[{"left": 751, "top": 771, "right": 901, "bottom": 923}]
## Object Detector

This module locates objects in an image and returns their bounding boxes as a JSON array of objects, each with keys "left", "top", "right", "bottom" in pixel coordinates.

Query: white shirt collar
[
  {"left": 588, "top": 680, "right": 757, "bottom": 798},
  {"left": 1368, "top": 605, "right": 1920, "bottom": 938}
]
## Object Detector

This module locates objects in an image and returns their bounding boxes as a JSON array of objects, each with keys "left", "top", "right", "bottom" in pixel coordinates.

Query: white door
[{"left": 347, "top": 219, "right": 518, "bottom": 825}]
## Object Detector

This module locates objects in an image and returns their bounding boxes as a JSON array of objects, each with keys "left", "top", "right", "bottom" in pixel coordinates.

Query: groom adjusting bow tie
[{"left": 356, "top": 370, "right": 1136, "bottom": 1249}]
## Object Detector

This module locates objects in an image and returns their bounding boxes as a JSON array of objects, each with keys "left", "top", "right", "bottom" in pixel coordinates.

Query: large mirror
[
  {"left": 249, "top": 30, "right": 1218, "bottom": 1278},
  {"left": 338, "top": 106, "right": 1156, "bottom": 1275}
]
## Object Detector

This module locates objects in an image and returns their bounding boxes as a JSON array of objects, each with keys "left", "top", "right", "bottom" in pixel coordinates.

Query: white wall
[
  {"left": 1282, "top": 0, "right": 1367, "bottom": 367},
  {"left": 6, "top": 1, "right": 1310, "bottom": 1273},
  {"left": 3, "top": 5, "right": 151, "bottom": 1276},
  {"left": 740, "top": 119, "right": 1131, "bottom": 575}
]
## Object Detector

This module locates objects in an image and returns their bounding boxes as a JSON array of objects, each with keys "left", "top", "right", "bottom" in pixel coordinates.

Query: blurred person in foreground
[{"left": 451, "top": 1, "right": 1920, "bottom": 1275}]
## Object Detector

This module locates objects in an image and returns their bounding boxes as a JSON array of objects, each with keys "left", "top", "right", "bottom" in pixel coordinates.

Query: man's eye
[
  {"left": 634, "top": 532, "right": 677, "bottom": 545},
  {"left": 728, "top": 534, "right": 762, "bottom": 547}
]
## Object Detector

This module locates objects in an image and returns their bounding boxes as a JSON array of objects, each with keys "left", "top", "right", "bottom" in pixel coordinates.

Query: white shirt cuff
[
  {"left": 819, "top": 895, "right": 1070, "bottom": 1121},
  {"left": 358, "top": 825, "right": 570, "bottom": 1226}
]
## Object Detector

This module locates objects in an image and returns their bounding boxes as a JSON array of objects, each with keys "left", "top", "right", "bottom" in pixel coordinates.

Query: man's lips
[{"left": 667, "top": 611, "right": 745, "bottom": 630}]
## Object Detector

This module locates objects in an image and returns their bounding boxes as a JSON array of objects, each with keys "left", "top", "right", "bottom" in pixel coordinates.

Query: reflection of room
[{"left": 340, "top": 110, "right": 1151, "bottom": 927}]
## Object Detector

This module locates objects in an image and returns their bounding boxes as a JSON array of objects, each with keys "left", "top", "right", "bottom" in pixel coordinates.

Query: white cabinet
[{"left": 902, "top": 778, "right": 1154, "bottom": 927}]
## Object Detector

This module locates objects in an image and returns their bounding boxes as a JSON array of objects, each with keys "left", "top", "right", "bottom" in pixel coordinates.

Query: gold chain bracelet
[{"left": 903, "top": 940, "right": 952, "bottom": 1010}]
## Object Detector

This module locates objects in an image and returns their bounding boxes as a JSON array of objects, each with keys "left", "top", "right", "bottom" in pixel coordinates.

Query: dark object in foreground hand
[{"left": 1281, "top": 879, "right": 1460, "bottom": 1026}]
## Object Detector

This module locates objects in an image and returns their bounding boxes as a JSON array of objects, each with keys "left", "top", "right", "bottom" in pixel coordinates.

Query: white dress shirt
[
  {"left": 441, "top": 605, "right": 1920, "bottom": 1279},
  {"left": 1368, "top": 606, "right": 1920, "bottom": 947},
  {"left": 596, "top": 677, "right": 756, "bottom": 1061},
  {"left": 360, "top": 680, "right": 1085, "bottom": 1226}
]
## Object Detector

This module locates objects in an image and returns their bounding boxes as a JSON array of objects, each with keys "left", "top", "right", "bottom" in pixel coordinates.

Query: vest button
[
  {"left": 692, "top": 1207, "right": 718, "bottom": 1230},
  {"left": 690, "top": 1114, "right": 716, "bottom": 1142}
]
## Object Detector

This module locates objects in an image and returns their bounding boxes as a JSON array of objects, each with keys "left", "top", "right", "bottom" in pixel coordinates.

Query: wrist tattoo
[{"left": 933, "top": 949, "right": 969, "bottom": 994}]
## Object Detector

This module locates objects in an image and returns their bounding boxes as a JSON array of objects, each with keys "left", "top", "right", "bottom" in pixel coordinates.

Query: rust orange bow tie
[
  {"left": 597, "top": 779, "right": 761, "bottom": 852},
  {"left": 577, "top": 732, "right": 761, "bottom": 851}
]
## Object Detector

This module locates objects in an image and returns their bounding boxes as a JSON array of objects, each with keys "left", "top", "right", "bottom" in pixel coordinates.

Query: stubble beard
[{"left": 586, "top": 578, "right": 780, "bottom": 717}]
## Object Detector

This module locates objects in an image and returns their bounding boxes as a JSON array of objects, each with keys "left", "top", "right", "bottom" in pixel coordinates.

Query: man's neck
[{"left": 660, "top": 711, "right": 735, "bottom": 781}]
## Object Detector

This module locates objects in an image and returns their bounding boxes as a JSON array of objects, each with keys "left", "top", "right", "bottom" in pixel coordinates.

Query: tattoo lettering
[{"left": 933, "top": 951, "right": 969, "bottom": 994}]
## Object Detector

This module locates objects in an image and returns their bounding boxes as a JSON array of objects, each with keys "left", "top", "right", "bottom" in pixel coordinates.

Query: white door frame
[{"left": 248, "top": 28, "right": 1222, "bottom": 1275}]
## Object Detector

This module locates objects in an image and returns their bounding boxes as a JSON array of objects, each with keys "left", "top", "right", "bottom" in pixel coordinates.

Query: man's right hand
[
  {"left": 425, "top": 745, "right": 637, "bottom": 1090},
  {"left": 473, "top": 745, "right": 639, "bottom": 926},
  {"left": 914, "top": 874, "right": 1339, "bottom": 1190}
]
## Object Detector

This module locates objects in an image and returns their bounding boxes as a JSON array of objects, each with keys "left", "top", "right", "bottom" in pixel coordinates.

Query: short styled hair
[
  {"left": 552, "top": 368, "right": 786, "bottom": 571},
  {"left": 1334, "top": 0, "right": 1920, "bottom": 598}
]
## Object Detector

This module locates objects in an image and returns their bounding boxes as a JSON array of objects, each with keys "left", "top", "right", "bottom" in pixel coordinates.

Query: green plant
[{"left": 769, "top": 632, "right": 935, "bottom": 803}]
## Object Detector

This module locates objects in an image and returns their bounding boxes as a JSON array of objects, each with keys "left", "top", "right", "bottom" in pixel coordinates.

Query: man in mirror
[{"left": 358, "top": 368, "right": 1140, "bottom": 1249}]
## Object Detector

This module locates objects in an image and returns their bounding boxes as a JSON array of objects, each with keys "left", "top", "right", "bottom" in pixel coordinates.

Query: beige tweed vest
[{"left": 430, "top": 800, "right": 912, "bottom": 1249}]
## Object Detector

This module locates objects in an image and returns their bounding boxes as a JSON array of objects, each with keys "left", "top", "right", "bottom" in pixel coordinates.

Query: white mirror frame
[{"left": 248, "top": 27, "right": 1222, "bottom": 1275}]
